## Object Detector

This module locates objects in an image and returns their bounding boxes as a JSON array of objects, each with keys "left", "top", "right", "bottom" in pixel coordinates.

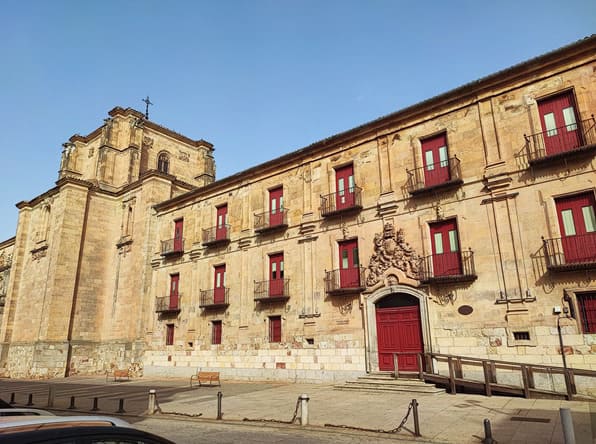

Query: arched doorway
[
  {"left": 375, "top": 293, "right": 423, "bottom": 372},
  {"left": 365, "top": 284, "right": 429, "bottom": 373}
]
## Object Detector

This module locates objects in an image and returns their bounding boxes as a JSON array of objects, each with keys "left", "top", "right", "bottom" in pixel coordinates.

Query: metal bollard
[
  {"left": 299, "top": 394, "right": 309, "bottom": 426},
  {"left": 9, "top": 393, "right": 15, "bottom": 404},
  {"left": 116, "top": 398, "right": 126, "bottom": 414},
  {"left": 91, "top": 397, "right": 100, "bottom": 412},
  {"left": 26, "top": 394, "right": 34, "bottom": 406},
  {"left": 147, "top": 389, "right": 157, "bottom": 415},
  {"left": 483, "top": 418, "right": 495, "bottom": 444},
  {"left": 47, "top": 384, "right": 55, "bottom": 408},
  {"left": 560, "top": 408, "right": 576, "bottom": 444},
  {"left": 412, "top": 399, "right": 421, "bottom": 437},
  {"left": 68, "top": 396, "right": 76, "bottom": 410},
  {"left": 216, "top": 391, "right": 223, "bottom": 420}
]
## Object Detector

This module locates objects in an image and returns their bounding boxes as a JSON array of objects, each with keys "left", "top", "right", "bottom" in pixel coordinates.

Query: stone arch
[{"left": 364, "top": 284, "right": 431, "bottom": 372}]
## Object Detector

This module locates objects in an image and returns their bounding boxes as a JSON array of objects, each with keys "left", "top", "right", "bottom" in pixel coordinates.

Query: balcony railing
[
  {"left": 324, "top": 267, "right": 366, "bottom": 295},
  {"left": 160, "top": 237, "right": 185, "bottom": 257},
  {"left": 199, "top": 287, "right": 230, "bottom": 308},
  {"left": 254, "top": 279, "right": 290, "bottom": 302},
  {"left": 543, "top": 234, "right": 596, "bottom": 272},
  {"left": 418, "top": 250, "right": 477, "bottom": 284},
  {"left": 254, "top": 209, "right": 288, "bottom": 233},
  {"left": 202, "top": 224, "right": 231, "bottom": 247},
  {"left": 320, "top": 186, "right": 362, "bottom": 218},
  {"left": 155, "top": 295, "right": 181, "bottom": 314},
  {"left": 406, "top": 156, "right": 463, "bottom": 195},
  {"left": 525, "top": 116, "right": 596, "bottom": 165}
]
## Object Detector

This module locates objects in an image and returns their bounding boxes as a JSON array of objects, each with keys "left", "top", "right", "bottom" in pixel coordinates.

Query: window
[
  {"left": 212, "top": 320, "right": 222, "bottom": 345},
  {"left": 429, "top": 219, "right": 462, "bottom": 276},
  {"left": 216, "top": 205, "right": 228, "bottom": 240},
  {"left": 421, "top": 133, "right": 450, "bottom": 187},
  {"left": 578, "top": 293, "right": 596, "bottom": 333},
  {"left": 269, "top": 187, "right": 284, "bottom": 226},
  {"left": 166, "top": 324, "right": 175, "bottom": 345},
  {"left": 338, "top": 239, "right": 360, "bottom": 288},
  {"left": 555, "top": 193, "right": 596, "bottom": 264},
  {"left": 157, "top": 152, "right": 170, "bottom": 174},
  {"left": 335, "top": 164, "right": 355, "bottom": 210},
  {"left": 213, "top": 264, "right": 226, "bottom": 304},
  {"left": 269, "top": 253, "right": 284, "bottom": 296},
  {"left": 269, "top": 316, "right": 281, "bottom": 343},
  {"left": 537, "top": 91, "right": 582, "bottom": 155},
  {"left": 169, "top": 274, "right": 179, "bottom": 309},
  {"left": 173, "top": 219, "right": 183, "bottom": 252}
]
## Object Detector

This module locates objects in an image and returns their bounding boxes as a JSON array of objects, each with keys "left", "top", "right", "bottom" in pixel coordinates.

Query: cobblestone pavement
[{"left": 1, "top": 376, "right": 594, "bottom": 443}]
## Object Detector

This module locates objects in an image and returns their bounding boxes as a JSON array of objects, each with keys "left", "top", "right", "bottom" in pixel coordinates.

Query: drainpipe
[{"left": 64, "top": 188, "right": 92, "bottom": 377}]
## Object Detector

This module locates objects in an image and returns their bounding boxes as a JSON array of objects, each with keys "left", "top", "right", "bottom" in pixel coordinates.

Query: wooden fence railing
[{"left": 393, "top": 352, "right": 596, "bottom": 400}]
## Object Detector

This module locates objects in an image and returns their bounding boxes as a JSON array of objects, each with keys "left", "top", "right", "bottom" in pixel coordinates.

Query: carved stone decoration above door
[{"left": 366, "top": 222, "right": 420, "bottom": 287}]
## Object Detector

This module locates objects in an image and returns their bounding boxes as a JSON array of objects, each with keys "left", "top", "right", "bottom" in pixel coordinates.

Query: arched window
[{"left": 157, "top": 152, "right": 170, "bottom": 174}]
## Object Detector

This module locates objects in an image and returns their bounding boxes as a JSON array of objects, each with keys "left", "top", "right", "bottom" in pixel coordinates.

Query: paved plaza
[{"left": 1, "top": 376, "right": 594, "bottom": 443}]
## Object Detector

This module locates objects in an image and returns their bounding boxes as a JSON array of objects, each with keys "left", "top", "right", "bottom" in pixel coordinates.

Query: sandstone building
[{"left": 0, "top": 37, "right": 595, "bottom": 382}]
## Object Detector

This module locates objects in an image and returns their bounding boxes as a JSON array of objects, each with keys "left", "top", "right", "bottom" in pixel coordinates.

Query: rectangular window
[
  {"left": 583, "top": 206, "right": 596, "bottom": 232},
  {"left": 562, "top": 107, "right": 577, "bottom": 131},
  {"left": 561, "top": 209, "right": 576, "bottom": 235},
  {"left": 212, "top": 320, "right": 222, "bottom": 345},
  {"left": 438, "top": 146, "right": 448, "bottom": 167},
  {"left": 433, "top": 232, "right": 444, "bottom": 254},
  {"left": 577, "top": 293, "right": 596, "bottom": 334},
  {"left": 537, "top": 91, "right": 581, "bottom": 155},
  {"left": 425, "top": 150, "right": 434, "bottom": 171},
  {"left": 269, "top": 316, "right": 282, "bottom": 343},
  {"left": 543, "top": 112, "right": 558, "bottom": 136},
  {"left": 166, "top": 324, "right": 175, "bottom": 346},
  {"left": 448, "top": 230, "right": 459, "bottom": 252}
]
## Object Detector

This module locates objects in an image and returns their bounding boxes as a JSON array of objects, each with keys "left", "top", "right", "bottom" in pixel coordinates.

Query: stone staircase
[{"left": 335, "top": 372, "right": 446, "bottom": 395}]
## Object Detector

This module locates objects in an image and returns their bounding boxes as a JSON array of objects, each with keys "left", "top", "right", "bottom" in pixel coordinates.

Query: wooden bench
[
  {"left": 106, "top": 368, "right": 130, "bottom": 382},
  {"left": 190, "top": 371, "right": 221, "bottom": 387}
]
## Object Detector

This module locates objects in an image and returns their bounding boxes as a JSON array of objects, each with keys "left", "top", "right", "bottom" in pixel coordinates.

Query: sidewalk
[{"left": 154, "top": 380, "right": 596, "bottom": 444}]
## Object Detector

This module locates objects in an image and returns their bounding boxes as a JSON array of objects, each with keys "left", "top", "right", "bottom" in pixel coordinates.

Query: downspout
[{"left": 64, "top": 189, "right": 92, "bottom": 377}]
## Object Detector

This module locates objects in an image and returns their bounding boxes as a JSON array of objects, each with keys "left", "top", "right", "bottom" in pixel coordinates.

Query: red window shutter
[
  {"left": 269, "top": 316, "right": 281, "bottom": 343},
  {"left": 421, "top": 133, "right": 450, "bottom": 187},
  {"left": 212, "top": 321, "right": 222, "bottom": 345}
]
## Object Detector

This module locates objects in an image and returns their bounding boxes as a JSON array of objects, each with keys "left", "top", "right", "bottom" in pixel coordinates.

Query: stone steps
[{"left": 335, "top": 373, "right": 446, "bottom": 395}]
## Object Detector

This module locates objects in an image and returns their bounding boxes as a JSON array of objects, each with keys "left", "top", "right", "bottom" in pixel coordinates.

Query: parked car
[
  {"left": 0, "top": 415, "right": 175, "bottom": 443},
  {"left": 0, "top": 408, "right": 55, "bottom": 416}
]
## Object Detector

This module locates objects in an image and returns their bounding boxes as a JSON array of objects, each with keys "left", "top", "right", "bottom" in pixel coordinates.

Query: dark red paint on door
[
  {"left": 174, "top": 219, "right": 183, "bottom": 251},
  {"left": 538, "top": 91, "right": 582, "bottom": 155},
  {"left": 422, "top": 133, "right": 450, "bottom": 187},
  {"left": 269, "top": 253, "right": 284, "bottom": 297},
  {"left": 555, "top": 193, "right": 596, "bottom": 264},
  {"left": 169, "top": 274, "right": 179, "bottom": 309},
  {"left": 269, "top": 187, "right": 284, "bottom": 227},
  {"left": 216, "top": 205, "right": 228, "bottom": 240},
  {"left": 214, "top": 265, "right": 226, "bottom": 304},
  {"left": 430, "top": 219, "right": 462, "bottom": 277},
  {"left": 335, "top": 165, "right": 355, "bottom": 210},
  {"left": 376, "top": 305, "right": 423, "bottom": 372},
  {"left": 339, "top": 239, "right": 360, "bottom": 288}
]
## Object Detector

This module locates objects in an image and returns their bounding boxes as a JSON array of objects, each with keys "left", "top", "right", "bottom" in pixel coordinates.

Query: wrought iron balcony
[
  {"left": 418, "top": 250, "right": 477, "bottom": 284},
  {"left": 254, "top": 209, "right": 288, "bottom": 234},
  {"left": 324, "top": 267, "right": 365, "bottom": 295},
  {"left": 155, "top": 295, "right": 181, "bottom": 314},
  {"left": 525, "top": 116, "right": 596, "bottom": 165},
  {"left": 406, "top": 156, "right": 463, "bottom": 196},
  {"left": 202, "top": 224, "right": 231, "bottom": 247},
  {"left": 320, "top": 186, "right": 362, "bottom": 218},
  {"left": 254, "top": 279, "right": 290, "bottom": 302},
  {"left": 542, "top": 234, "right": 596, "bottom": 272},
  {"left": 160, "top": 237, "right": 185, "bottom": 257},
  {"left": 199, "top": 287, "right": 230, "bottom": 309}
]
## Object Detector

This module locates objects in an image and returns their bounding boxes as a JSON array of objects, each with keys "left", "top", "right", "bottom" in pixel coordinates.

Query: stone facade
[{"left": 1, "top": 37, "right": 595, "bottom": 381}]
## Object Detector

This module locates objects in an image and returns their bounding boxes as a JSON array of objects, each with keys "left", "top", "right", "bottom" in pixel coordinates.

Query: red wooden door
[
  {"left": 376, "top": 305, "right": 423, "bottom": 372},
  {"left": 335, "top": 165, "right": 355, "bottom": 210},
  {"left": 169, "top": 274, "right": 179, "bottom": 309},
  {"left": 166, "top": 324, "right": 174, "bottom": 345},
  {"left": 269, "top": 316, "right": 281, "bottom": 343},
  {"left": 269, "top": 187, "right": 284, "bottom": 227},
  {"left": 269, "top": 253, "right": 284, "bottom": 297},
  {"left": 216, "top": 206, "right": 228, "bottom": 240},
  {"left": 212, "top": 320, "right": 222, "bottom": 345},
  {"left": 538, "top": 92, "right": 581, "bottom": 155},
  {"left": 213, "top": 265, "right": 226, "bottom": 304},
  {"left": 339, "top": 239, "right": 360, "bottom": 288},
  {"left": 174, "top": 219, "right": 183, "bottom": 251},
  {"left": 555, "top": 193, "right": 596, "bottom": 264},
  {"left": 430, "top": 219, "right": 462, "bottom": 276},
  {"left": 422, "top": 133, "right": 449, "bottom": 187}
]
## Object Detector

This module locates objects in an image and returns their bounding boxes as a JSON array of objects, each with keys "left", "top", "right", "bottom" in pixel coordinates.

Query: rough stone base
[
  {"left": 69, "top": 340, "right": 145, "bottom": 376},
  {"left": 6, "top": 342, "right": 69, "bottom": 378}
]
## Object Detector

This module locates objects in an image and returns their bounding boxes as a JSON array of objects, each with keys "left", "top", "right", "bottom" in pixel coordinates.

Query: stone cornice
[
  {"left": 152, "top": 36, "right": 596, "bottom": 213},
  {"left": 0, "top": 237, "right": 15, "bottom": 249}
]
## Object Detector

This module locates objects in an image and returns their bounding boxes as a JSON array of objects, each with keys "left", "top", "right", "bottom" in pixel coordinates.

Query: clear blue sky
[{"left": 1, "top": 1, "right": 594, "bottom": 241}]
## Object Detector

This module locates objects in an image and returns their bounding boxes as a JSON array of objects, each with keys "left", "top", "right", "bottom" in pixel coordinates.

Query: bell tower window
[{"left": 158, "top": 153, "right": 170, "bottom": 174}]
